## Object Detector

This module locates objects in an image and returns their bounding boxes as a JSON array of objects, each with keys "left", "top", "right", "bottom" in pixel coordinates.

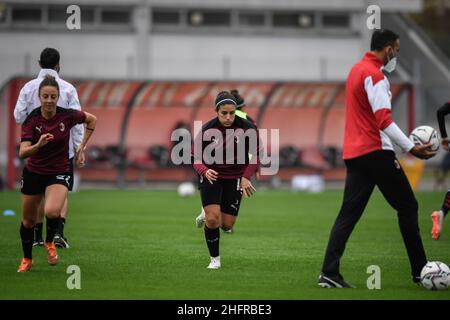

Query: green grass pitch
[{"left": 0, "top": 189, "right": 449, "bottom": 300}]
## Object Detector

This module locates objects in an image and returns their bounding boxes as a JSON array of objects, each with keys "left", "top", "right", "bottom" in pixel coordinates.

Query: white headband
[{"left": 215, "top": 98, "right": 237, "bottom": 108}]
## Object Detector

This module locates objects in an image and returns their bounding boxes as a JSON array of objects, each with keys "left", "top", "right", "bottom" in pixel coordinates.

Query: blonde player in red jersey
[{"left": 17, "top": 75, "right": 97, "bottom": 272}]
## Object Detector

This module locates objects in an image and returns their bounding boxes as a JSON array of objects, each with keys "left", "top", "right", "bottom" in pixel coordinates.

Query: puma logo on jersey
[{"left": 35, "top": 126, "right": 42, "bottom": 133}]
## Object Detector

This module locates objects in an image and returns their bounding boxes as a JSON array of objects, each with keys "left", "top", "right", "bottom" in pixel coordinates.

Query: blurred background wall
[{"left": 0, "top": 0, "right": 449, "bottom": 190}]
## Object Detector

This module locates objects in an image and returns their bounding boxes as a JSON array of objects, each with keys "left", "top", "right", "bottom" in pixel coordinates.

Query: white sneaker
[
  {"left": 207, "top": 256, "right": 221, "bottom": 269},
  {"left": 195, "top": 208, "right": 206, "bottom": 228}
]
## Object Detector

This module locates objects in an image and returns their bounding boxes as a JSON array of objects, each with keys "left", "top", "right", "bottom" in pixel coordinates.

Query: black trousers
[{"left": 321, "top": 150, "right": 427, "bottom": 278}]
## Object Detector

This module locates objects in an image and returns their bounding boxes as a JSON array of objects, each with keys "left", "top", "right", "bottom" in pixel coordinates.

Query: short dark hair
[
  {"left": 370, "top": 29, "right": 399, "bottom": 51},
  {"left": 215, "top": 91, "right": 236, "bottom": 111},
  {"left": 39, "top": 48, "right": 60, "bottom": 69},
  {"left": 39, "top": 74, "right": 60, "bottom": 96}
]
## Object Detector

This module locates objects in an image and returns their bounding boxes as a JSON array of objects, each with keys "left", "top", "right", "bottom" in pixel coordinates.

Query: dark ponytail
[
  {"left": 230, "top": 89, "right": 245, "bottom": 109},
  {"left": 39, "top": 74, "right": 60, "bottom": 96}
]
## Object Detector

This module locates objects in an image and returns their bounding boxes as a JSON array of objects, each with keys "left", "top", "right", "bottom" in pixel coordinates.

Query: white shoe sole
[
  {"left": 207, "top": 257, "right": 221, "bottom": 269},
  {"left": 54, "top": 236, "right": 70, "bottom": 249},
  {"left": 195, "top": 217, "right": 205, "bottom": 228}
]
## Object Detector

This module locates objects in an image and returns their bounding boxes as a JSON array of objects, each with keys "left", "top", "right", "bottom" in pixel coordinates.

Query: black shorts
[
  {"left": 199, "top": 177, "right": 243, "bottom": 216},
  {"left": 21, "top": 167, "right": 72, "bottom": 196}
]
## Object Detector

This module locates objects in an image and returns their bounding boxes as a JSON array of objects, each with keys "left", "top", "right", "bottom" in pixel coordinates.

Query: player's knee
[
  {"left": 45, "top": 206, "right": 61, "bottom": 219},
  {"left": 206, "top": 218, "right": 220, "bottom": 228},
  {"left": 205, "top": 214, "right": 220, "bottom": 228},
  {"left": 22, "top": 218, "right": 36, "bottom": 229}
]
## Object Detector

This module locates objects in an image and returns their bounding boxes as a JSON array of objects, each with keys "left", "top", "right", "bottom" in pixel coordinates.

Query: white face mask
[
  {"left": 384, "top": 56, "right": 397, "bottom": 73},
  {"left": 383, "top": 49, "right": 397, "bottom": 73}
]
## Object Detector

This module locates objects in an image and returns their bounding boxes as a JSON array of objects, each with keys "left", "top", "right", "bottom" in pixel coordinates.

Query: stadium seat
[
  {"left": 260, "top": 83, "right": 340, "bottom": 149},
  {"left": 76, "top": 80, "right": 142, "bottom": 180},
  {"left": 77, "top": 80, "right": 141, "bottom": 149},
  {"left": 299, "top": 147, "right": 330, "bottom": 170},
  {"left": 259, "top": 83, "right": 341, "bottom": 174},
  {"left": 125, "top": 82, "right": 210, "bottom": 172},
  {"left": 321, "top": 85, "right": 346, "bottom": 150}
]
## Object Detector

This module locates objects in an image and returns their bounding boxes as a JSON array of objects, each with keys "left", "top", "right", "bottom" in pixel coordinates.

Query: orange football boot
[{"left": 45, "top": 242, "right": 59, "bottom": 265}]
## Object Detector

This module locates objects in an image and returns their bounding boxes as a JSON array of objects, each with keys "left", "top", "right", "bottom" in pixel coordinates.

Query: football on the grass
[{"left": 420, "top": 261, "right": 450, "bottom": 290}]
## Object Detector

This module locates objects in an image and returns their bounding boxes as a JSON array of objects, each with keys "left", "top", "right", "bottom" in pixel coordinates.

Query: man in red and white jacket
[{"left": 318, "top": 29, "right": 437, "bottom": 288}]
